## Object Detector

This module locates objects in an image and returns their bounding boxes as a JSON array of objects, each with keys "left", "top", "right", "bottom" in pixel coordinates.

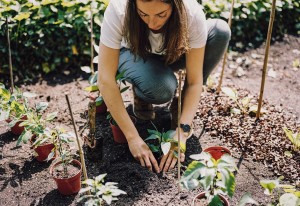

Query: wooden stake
[
  {"left": 216, "top": 0, "right": 235, "bottom": 94},
  {"left": 256, "top": 0, "right": 276, "bottom": 119},
  {"left": 6, "top": 17, "right": 14, "bottom": 93},
  {"left": 177, "top": 70, "right": 183, "bottom": 193},
  {"left": 65, "top": 95, "right": 91, "bottom": 195},
  {"left": 90, "top": 2, "right": 95, "bottom": 74}
]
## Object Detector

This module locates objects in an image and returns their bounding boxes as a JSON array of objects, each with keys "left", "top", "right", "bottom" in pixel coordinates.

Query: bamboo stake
[
  {"left": 177, "top": 70, "right": 183, "bottom": 193},
  {"left": 256, "top": 0, "right": 276, "bottom": 119},
  {"left": 65, "top": 95, "right": 91, "bottom": 195},
  {"left": 216, "top": 0, "right": 235, "bottom": 94},
  {"left": 90, "top": 1, "right": 94, "bottom": 74},
  {"left": 6, "top": 17, "right": 14, "bottom": 93}
]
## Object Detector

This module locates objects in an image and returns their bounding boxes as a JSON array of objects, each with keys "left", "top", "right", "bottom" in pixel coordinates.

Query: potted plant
[
  {"left": 50, "top": 130, "right": 82, "bottom": 195},
  {"left": 180, "top": 152, "right": 237, "bottom": 206},
  {"left": 0, "top": 84, "right": 36, "bottom": 135},
  {"left": 17, "top": 102, "right": 58, "bottom": 162},
  {"left": 107, "top": 113, "right": 137, "bottom": 144},
  {"left": 144, "top": 124, "right": 186, "bottom": 160},
  {"left": 78, "top": 173, "right": 126, "bottom": 205},
  {"left": 203, "top": 146, "right": 231, "bottom": 160}
]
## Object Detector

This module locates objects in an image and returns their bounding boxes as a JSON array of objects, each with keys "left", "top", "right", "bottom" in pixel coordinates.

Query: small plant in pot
[
  {"left": 180, "top": 152, "right": 237, "bottom": 206},
  {"left": 78, "top": 173, "right": 126, "bottom": 205},
  {"left": 107, "top": 113, "right": 137, "bottom": 144},
  {"left": 144, "top": 124, "right": 186, "bottom": 160},
  {"left": 50, "top": 130, "right": 82, "bottom": 195},
  {"left": 17, "top": 102, "right": 58, "bottom": 162},
  {"left": 0, "top": 84, "right": 36, "bottom": 135}
]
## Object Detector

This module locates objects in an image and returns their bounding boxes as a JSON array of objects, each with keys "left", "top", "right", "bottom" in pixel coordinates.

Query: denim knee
[{"left": 214, "top": 19, "right": 231, "bottom": 43}]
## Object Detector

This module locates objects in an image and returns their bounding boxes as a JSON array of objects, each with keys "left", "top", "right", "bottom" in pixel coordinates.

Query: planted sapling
[
  {"left": 145, "top": 123, "right": 186, "bottom": 159},
  {"left": 180, "top": 152, "right": 237, "bottom": 205},
  {"left": 78, "top": 173, "right": 126, "bottom": 205},
  {"left": 283, "top": 127, "right": 300, "bottom": 153},
  {"left": 221, "top": 86, "right": 267, "bottom": 115}
]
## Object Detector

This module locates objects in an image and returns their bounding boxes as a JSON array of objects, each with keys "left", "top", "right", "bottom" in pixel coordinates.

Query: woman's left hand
[{"left": 159, "top": 129, "right": 187, "bottom": 172}]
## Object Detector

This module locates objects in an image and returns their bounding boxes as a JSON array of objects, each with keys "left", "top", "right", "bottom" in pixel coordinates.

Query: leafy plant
[
  {"left": 144, "top": 123, "right": 186, "bottom": 158},
  {"left": 180, "top": 152, "right": 237, "bottom": 205},
  {"left": 17, "top": 102, "right": 57, "bottom": 147},
  {"left": 283, "top": 127, "right": 300, "bottom": 152},
  {"left": 78, "top": 173, "right": 126, "bottom": 205},
  {"left": 0, "top": 83, "right": 36, "bottom": 121},
  {"left": 221, "top": 86, "right": 268, "bottom": 115},
  {"left": 260, "top": 178, "right": 300, "bottom": 206}
]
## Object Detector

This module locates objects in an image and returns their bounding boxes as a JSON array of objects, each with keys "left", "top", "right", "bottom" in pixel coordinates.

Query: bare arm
[
  {"left": 97, "top": 43, "right": 160, "bottom": 173},
  {"left": 160, "top": 46, "right": 205, "bottom": 172}
]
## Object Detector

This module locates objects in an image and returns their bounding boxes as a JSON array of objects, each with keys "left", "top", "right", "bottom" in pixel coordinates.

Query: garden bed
[{"left": 0, "top": 35, "right": 299, "bottom": 205}]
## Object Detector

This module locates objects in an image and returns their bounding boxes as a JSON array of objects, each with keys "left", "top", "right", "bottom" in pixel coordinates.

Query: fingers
[
  {"left": 139, "top": 158, "right": 145, "bottom": 168},
  {"left": 180, "top": 153, "right": 185, "bottom": 162},
  {"left": 149, "top": 153, "right": 160, "bottom": 173},
  {"left": 169, "top": 157, "right": 177, "bottom": 169},
  {"left": 159, "top": 154, "right": 168, "bottom": 171},
  {"left": 144, "top": 157, "right": 153, "bottom": 172},
  {"left": 163, "top": 152, "right": 174, "bottom": 172}
]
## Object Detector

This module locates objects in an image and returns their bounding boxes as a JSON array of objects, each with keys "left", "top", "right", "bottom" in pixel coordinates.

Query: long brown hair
[{"left": 123, "top": 0, "right": 189, "bottom": 65}]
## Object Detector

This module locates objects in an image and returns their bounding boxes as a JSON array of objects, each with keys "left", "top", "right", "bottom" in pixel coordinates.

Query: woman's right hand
[{"left": 128, "top": 137, "right": 160, "bottom": 173}]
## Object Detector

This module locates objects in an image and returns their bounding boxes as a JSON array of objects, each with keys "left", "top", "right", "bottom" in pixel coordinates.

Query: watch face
[{"left": 181, "top": 124, "right": 191, "bottom": 133}]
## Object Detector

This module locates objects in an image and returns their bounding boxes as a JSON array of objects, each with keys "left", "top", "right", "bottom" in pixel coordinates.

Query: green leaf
[
  {"left": 148, "top": 144, "right": 159, "bottom": 153},
  {"left": 13, "top": 12, "right": 31, "bottom": 21},
  {"left": 46, "top": 111, "right": 58, "bottom": 121},
  {"left": 221, "top": 87, "right": 238, "bottom": 101},
  {"left": 230, "top": 108, "right": 241, "bottom": 114},
  {"left": 260, "top": 179, "right": 279, "bottom": 195},
  {"left": 36, "top": 102, "right": 48, "bottom": 113},
  {"left": 84, "top": 85, "right": 99, "bottom": 92},
  {"left": 120, "top": 86, "right": 130, "bottom": 93},
  {"left": 279, "top": 193, "right": 300, "bottom": 206},
  {"left": 144, "top": 134, "right": 159, "bottom": 141},
  {"left": 241, "top": 97, "right": 250, "bottom": 107},
  {"left": 102, "top": 194, "right": 113, "bottom": 205},
  {"left": 238, "top": 192, "right": 259, "bottom": 206},
  {"left": 161, "top": 142, "right": 171, "bottom": 155},
  {"left": 88, "top": 72, "right": 98, "bottom": 84},
  {"left": 162, "top": 130, "right": 176, "bottom": 142},
  {"left": 147, "top": 129, "right": 161, "bottom": 137},
  {"left": 95, "top": 173, "right": 107, "bottom": 183},
  {"left": 208, "top": 195, "right": 223, "bottom": 206}
]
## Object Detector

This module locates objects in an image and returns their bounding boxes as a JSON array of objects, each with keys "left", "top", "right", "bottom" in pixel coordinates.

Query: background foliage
[{"left": 0, "top": 0, "right": 299, "bottom": 82}]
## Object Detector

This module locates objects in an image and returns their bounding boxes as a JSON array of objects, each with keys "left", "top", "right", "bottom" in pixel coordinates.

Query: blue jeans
[{"left": 118, "top": 19, "right": 231, "bottom": 104}]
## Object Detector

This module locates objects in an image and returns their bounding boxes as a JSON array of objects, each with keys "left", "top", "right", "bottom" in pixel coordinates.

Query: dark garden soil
[{"left": 0, "top": 34, "right": 299, "bottom": 206}]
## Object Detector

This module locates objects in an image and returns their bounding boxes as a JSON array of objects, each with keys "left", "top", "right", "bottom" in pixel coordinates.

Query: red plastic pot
[
  {"left": 203, "top": 146, "right": 231, "bottom": 160},
  {"left": 6, "top": 115, "right": 27, "bottom": 135},
  {"left": 110, "top": 115, "right": 136, "bottom": 144},
  {"left": 34, "top": 143, "right": 55, "bottom": 162},
  {"left": 96, "top": 102, "right": 107, "bottom": 114},
  {"left": 50, "top": 159, "right": 82, "bottom": 195},
  {"left": 192, "top": 192, "right": 229, "bottom": 206}
]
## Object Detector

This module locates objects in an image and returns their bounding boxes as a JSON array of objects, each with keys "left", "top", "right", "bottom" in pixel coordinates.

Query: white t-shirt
[{"left": 100, "top": 0, "right": 207, "bottom": 55}]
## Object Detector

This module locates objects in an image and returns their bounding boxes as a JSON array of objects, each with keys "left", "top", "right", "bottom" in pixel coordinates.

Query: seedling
[
  {"left": 78, "top": 173, "right": 126, "bottom": 205},
  {"left": 180, "top": 152, "right": 237, "bottom": 205},
  {"left": 283, "top": 127, "right": 300, "bottom": 152},
  {"left": 17, "top": 102, "right": 57, "bottom": 147},
  {"left": 221, "top": 86, "right": 267, "bottom": 115},
  {"left": 260, "top": 178, "right": 300, "bottom": 206},
  {"left": 144, "top": 123, "right": 186, "bottom": 158}
]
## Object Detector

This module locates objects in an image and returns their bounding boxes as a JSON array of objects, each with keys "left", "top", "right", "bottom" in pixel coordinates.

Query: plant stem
[
  {"left": 65, "top": 95, "right": 91, "bottom": 195},
  {"left": 216, "top": 0, "right": 235, "bottom": 94},
  {"left": 6, "top": 17, "right": 14, "bottom": 93},
  {"left": 256, "top": 0, "right": 276, "bottom": 119},
  {"left": 177, "top": 70, "right": 183, "bottom": 193}
]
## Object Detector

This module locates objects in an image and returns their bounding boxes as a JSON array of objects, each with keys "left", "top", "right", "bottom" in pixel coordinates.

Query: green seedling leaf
[
  {"left": 148, "top": 144, "right": 160, "bottom": 153},
  {"left": 241, "top": 97, "right": 250, "bottom": 107},
  {"left": 162, "top": 130, "right": 176, "bottom": 142},
  {"left": 47, "top": 151, "right": 55, "bottom": 162},
  {"left": 36, "top": 102, "right": 48, "bottom": 113},
  {"left": 147, "top": 129, "right": 161, "bottom": 137},
  {"left": 88, "top": 72, "right": 98, "bottom": 84},
  {"left": 238, "top": 192, "right": 259, "bottom": 206},
  {"left": 120, "top": 86, "right": 130, "bottom": 93},
  {"left": 221, "top": 87, "right": 238, "bottom": 101},
  {"left": 95, "top": 96, "right": 104, "bottom": 106},
  {"left": 14, "top": 12, "right": 31, "bottom": 21},
  {"left": 230, "top": 108, "right": 241, "bottom": 114},
  {"left": 279, "top": 193, "right": 300, "bottom": 206},
  {"left": 115, "top": 70, "right": 126, "bottom": 81},
  {"left": 23, "top": 92, "right": 37, "bottom": 98},
  {"left": 46, "top": 111, "right": 58, "bottom": 121},
  {"left": 161, "top": 142, "right": 171, "bottom": 155},
  {"left": 260, "top": 179, "right": 279, "bottom": 195},
  {"left": 81, "top": 66, "right": 92, "bottom": 73},
  {"left": 84, "top": 85, "right": 99, "bottom": 92}
]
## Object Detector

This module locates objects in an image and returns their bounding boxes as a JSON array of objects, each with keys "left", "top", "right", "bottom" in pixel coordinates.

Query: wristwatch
[{"left": 180, "top": 123, "right": 191, "bottom": 133}]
